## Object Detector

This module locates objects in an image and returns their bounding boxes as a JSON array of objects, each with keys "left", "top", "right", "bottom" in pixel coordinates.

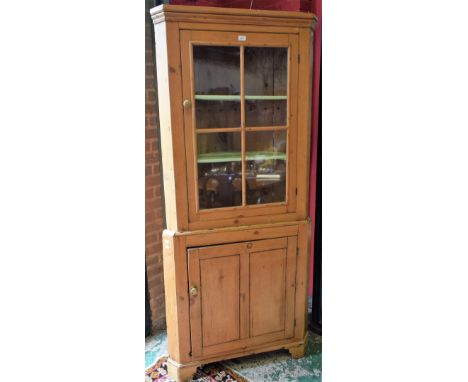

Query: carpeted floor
[
  {"left": 145, "top": 331, "right": 322, "bottom": 382},
  {"left": 145, "top": 356, "right": 249, "bottom": 382}
]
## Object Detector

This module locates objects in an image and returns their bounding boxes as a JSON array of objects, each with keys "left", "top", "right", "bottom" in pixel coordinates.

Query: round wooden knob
[
  {"left": 189, "top": 285, "right": 198, "bottom": 297},
  {"left": 183, "top": 99, "right": 192, "bottom": 108}
]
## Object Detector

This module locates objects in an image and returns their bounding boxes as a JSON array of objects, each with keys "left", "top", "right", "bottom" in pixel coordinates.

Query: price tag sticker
[{"left": 238, "top": 35, "right": 247, "bottom": 41}]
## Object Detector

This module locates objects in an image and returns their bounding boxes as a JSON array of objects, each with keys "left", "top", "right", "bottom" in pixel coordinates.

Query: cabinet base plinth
[
  {"left": 287, "top": 332, "right": 309, "bottom": 359},
  {"left": 166, "top": 358, "right": 199, "bottom": 382},
  {"left": 165, "top": 335, "right": 309, "bottom": 381}
]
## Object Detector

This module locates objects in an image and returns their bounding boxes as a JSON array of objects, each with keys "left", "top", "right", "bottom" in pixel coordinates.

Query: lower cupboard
[{"left": 162, "top": 221, "right": 311, "bottom": 381}]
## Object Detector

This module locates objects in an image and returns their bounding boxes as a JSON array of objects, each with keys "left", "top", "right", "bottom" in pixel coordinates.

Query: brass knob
[
  {"left": 189, "top": 285, "right": 198, "bottom": 297},
  {"left": 183, "top": 99, "right": 192, "bottom": 108}
]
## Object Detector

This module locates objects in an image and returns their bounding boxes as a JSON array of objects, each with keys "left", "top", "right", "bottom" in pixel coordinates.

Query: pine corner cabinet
[{"left": 151, "top": 4, "right": 317, "bottom": 381}]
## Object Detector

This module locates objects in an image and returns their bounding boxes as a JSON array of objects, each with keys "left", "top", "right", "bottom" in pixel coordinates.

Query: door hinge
[
  {"left": 294, "top": 319, "right": 297, "bottom": 327},
  {"left": 298, "top": 54, "right": 300, "bottom": 64},
  {"left": 295, "top": 187, "right": 298, "bottom": 195},
  {"left": 296, "top": 247, "right": 299, "bottom": 256}
]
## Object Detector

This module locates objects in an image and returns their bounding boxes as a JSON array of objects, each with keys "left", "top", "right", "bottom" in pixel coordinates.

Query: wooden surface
[
  {"left": 285, "top": 236, "right": 298, "bottom": 338},
  {"left": 197, "top": 151, "right": 286, "bottom": 163},
  {"left": 166, "top": 331, "right": 308, "bottom": 382},
  {"left": 156, "top": 9, "right": 313, "bottom": 231},
  {"left": 154, "top": 21, "right": 189, "bottom": 231},
  {"left": 179, "top": 28, "right": 302, "bottom": 229},
  {"left": 181, "top": 220, "right": 302, "bottom": 247},
  {"left": 162, "top": 231, "right": 191, "bottom": 362},
  {"left": 288, "top": 332, "right": 309, "bottom": 359},
  {"left": 166, "top": 359, "right": 198, "bottom": 382},
  {"left": 153, "top": 7, "right": 315, "bottom": 380},
  {"left": 295, "top": 28, "right": 314, "bottom": 220},
  {"left": 151, "top": 4, "right": 316, "bottom": 20},
  {"left": 151, "top": 4, "right": 317, "bottom": 29},
  {"left": 250, "top": 248, "right": 286, "bottom": 337},
  {"left": 200, "top": 255, "right": 240, "bottom": 346},
  {"left": 164, "top": 222, "right": 311, "bottom": 380},
  {"left": 186, "top": 236, "right": 298, "bottom": 359}
]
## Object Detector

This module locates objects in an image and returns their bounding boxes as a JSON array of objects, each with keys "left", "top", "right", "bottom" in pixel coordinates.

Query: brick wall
[{"left": 145, "top": 0, "right": 166, "bottom": 331}]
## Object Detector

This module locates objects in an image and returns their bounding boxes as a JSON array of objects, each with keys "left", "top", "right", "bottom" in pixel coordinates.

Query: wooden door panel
[
  {"left": 180, "top": 30, "right": 300, "bottom": 227},
  {"left": 200, "top": 255, "right": 240, "bottom": 346},
  {"left": 188, "top": 236, "right": 297, "bottom": 358},
  {"left": 188, "top": 244, "right": 248, "bottom": 357},
  {"left": 250, "top": 248, "right": 286, "bottom": 337}
]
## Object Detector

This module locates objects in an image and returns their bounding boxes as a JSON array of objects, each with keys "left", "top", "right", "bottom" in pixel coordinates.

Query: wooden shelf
[
  {"left": 245, "top": 95, "right": 287, "bottom": 100},
  {"left": 197, "top": 151, "right": 286, "bottom": 163},
  {"left": 194, "top": 95, "right": 287, "bottom": 101},
  {"left": 195, "top": 95, "right": 240, "bottom": 101}
]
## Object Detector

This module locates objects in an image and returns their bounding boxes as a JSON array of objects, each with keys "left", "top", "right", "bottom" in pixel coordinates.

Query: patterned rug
[{"left": 145, "top": 356, "right": 249, "bottom": 382}]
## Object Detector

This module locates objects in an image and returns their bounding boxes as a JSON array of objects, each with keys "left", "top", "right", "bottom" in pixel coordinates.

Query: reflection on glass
[
  {"left": 245, "top": 130, "right": 286, "bottom": 205},
  {"left": 196, "top": 100, "right": 240, "bottom": 129},
  {"left": 193, "top": 46, "right": 241, "bottom": 129},
  {"left": 245, "top": 99, "right": 287, "bottom": 126},
  {"left": 244, "top": 47, "right": 288, "bottom": 126},
  {"left": 197, "top": 133, "right": 242, "bottom": 209}
]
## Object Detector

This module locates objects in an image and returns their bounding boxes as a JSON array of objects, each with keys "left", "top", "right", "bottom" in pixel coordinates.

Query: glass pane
[
  {"left": 245, "top": 99, "right": 287, "bottom": 127},
  {"left": 244, "top": 47, "right": 288, "bottom": 127},
  {"left": 196, "top": 100, "right": 240, "bottom": 129},
  {"left": 197, "top": 132, "right": 242, "bottom": 209},
  {"left": 245, "top": 130, "right": 287, "bottom": 205},
  {"left": 193, "top": 46, "right": 241, "bottom": 129}
]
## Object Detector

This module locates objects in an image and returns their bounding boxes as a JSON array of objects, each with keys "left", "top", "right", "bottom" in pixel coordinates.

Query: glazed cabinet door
[
  {"left": 188, "top": 236, "right": 297, "bottom": 358},
  {"left": 180, "top": 30, "right": 300, "bottom": 229}
]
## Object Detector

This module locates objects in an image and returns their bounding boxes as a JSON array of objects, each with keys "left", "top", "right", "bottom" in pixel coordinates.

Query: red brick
[
  {"left": 145, "top": 232, "right": 159, "bottom": 243},
  {"left": 147, "top": 90, "right": 156, "bottom": 102},
  {"left": 145, "top": 188, "right": 154, "bottom": 200},
  {"left": 145, "top": 253, "right": 161, "bottom": 268},
  {"left": 146, "top": 5, "right": 165, "bottom": 330},
  {"left": 146, "top": 243, "right": 162, "bottom": 256},
  {"left": 145, "top": 165, "right": 153, "bottom": 177},
  {"left": 146, "top": 198, "right": 161, "bottom": 210},
  {"left": 147, "top": 175, "right": 159, "bottom": 187}
]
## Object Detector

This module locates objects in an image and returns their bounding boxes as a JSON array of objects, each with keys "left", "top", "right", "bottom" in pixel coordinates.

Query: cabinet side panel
[
  {"left": 285, "top": 236, "right": 298, "bottom": 338},
  {"left": 286, "top": 33, "right": 299, "bottom": 213},
  {"left": 295, "top": 28, "right": 313, "bottom": 218},
  {"left": 162, "top": 231, "right": 191, "bottom": 363},
  {"left": 154, "top": 21, "right": 189, "bottom": 231},
  {"left": 294, "top": 222, "right": 311, "bottom": 339},
  {"left": 162, "top": 231, "right": 178, "bottom": 359}
]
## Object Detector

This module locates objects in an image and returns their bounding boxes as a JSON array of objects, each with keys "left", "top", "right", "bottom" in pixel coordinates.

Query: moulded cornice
[{"left": 150, "top": 4, "right": 317, "bottom": 30}]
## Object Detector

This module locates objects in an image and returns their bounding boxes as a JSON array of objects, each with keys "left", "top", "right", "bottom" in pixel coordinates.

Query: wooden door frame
[
  {"left": 180, "top": 30, "right": 300, "bottom": 229},
  {"left": 186, "top": 237, "right": 297, "bottom": 358}
]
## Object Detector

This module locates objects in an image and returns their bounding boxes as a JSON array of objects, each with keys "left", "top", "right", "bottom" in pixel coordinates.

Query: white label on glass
[{"left": 238, "top": 35, "right": 247, "bottom": 41}]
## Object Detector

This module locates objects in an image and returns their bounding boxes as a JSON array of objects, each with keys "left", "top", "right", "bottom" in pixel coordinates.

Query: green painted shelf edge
[
  {"left": 195, "top": 95, "right": 240, "bottom": 101},
  {"left": 245, "top": 95, "right": 287, "bottom": 100},
  {"left": 197, "top": 151, "right": 286, "bottom": 163},
  {"left": 194, "top": 95, "right": 287, "bottom": 101}
]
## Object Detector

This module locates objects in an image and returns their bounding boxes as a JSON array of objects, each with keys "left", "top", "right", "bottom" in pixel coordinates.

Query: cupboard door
[
  {"left": 250, "top": 248, "right": 287, "bottom": 337},
  {"left": 250, "top": 236, "right": 297, "bottom": 339},
  {"left": 180, "top": 30, "right": 299, "bottom": 226},
  {"left": 188, "top": 237, "right": 297, "bottom": 357}
]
